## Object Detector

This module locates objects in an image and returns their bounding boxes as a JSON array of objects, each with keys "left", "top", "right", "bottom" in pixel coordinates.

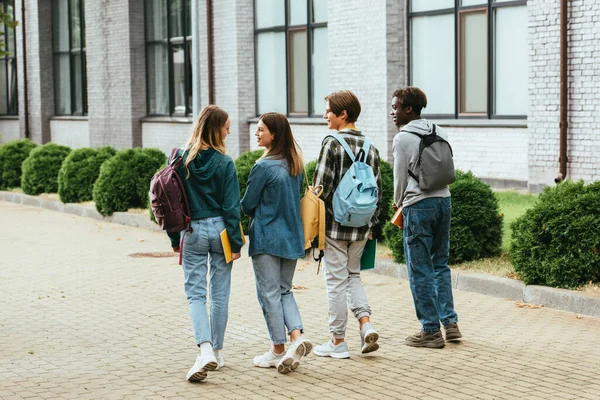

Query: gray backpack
[{"left": 407, "top": 124, "right": 456, "bottom": 192}]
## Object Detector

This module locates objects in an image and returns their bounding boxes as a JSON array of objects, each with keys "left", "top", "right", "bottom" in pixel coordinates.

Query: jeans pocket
[{"left": 210, "top": 218, "right": 226, "bottom": 236}]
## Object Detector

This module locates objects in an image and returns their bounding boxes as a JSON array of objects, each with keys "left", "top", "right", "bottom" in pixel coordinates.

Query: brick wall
[
  {"left": 142, "top": 121, "right": 192, "bottom": 155},
  {"left": 86, "top": 0, "right": 146, "bottom": 149},
  {"left": 0, "top": 120, "right": 20, "bottom": 142},
  {"left": 528, "top": 0, "right": 600, "bottom": 188},
  {"left": 211, "top": 0, "right": 255, "bottom": 159},
  {"left": 17, "top": 0, "right": 54, "bottom": 144},
  {"left": 50, "top": 120, "right": 90, "bottom": 149}
]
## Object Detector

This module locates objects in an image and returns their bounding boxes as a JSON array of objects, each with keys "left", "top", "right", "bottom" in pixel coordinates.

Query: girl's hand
[{"left": 173, "top": 247, "right": 180, "bottom": 253}]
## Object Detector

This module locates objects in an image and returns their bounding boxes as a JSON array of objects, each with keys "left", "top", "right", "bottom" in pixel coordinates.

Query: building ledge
[
  {"left": 430, "top": 119, "right": 527, "bottom": 128},
  {"left": 247, "top": 117, "right": 327, "bottom": 125},
  {"left": 0, "top": 115, "right": 18, "bottom": 120},
  {"left": 50, "top": 116, "right": 89, "bottom": 121},
  {"left": 141, "top": 116, "right": 193, "bottom": 124}
]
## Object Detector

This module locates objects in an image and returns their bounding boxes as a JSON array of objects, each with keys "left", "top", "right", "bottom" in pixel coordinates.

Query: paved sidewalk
[{"left": 1, "top": 201, "right": 599, "bottom": 400}]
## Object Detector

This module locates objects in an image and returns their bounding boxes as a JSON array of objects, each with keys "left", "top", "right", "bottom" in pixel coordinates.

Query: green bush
[
  {"left": 93, "top": 148, "right": 166, "bottom": 216},
  {"left": 58, "top": 146, "right": 116, "bottom": 203},
  {"left": 235, "top": 149, "right": 264, "bottom": 232},
  {"left": 511, "top": 180, "right": 600, "bottom": 288},
  {"left": 372, "top": 159, "right": 394, "bottom": 241},
  {"left": 383, "top": 170, "right": 503, "bottom": 264},
  {"left": 0, "top": 139, "right": 37, "bottom": 190},
  {"left": 21, "top": 143, "right": 71, "bottom": 195},
  {"left": 300, "top": 160, "right": 317, "bottom": 193}
]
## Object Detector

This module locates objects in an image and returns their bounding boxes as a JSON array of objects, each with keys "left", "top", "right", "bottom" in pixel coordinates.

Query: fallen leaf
[
  {"left": 514, "top": 301, "right": 543, "bottom": 309},
  {"left": 116, "top": 238, "right": 121, "bottom": 241},
  {"left": 139, "top": 239, "right": 145, "bottom": 242},
  {"left": 576, "top": 314, "right": 582, "bottom": 319},
  {"left": 292, "top": 284, "right": 307, "bottom": 290}
]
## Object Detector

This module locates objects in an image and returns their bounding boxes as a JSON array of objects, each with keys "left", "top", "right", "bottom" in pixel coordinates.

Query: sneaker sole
[
  {"left": 186, "top": 360, "right": 218, "bottom": 382},
  {"left": 361, "top": 331, "right": 379, "bottom": 354},
  {"left": 313, "top": 348, "right": 351, "bottom": 359},
  {"left": 405, "top": 340, "right": 445, "bottom": 349},
  {"left": 278, "top": 341, "right": 314, "bottom": 374},
  {"left": 445, "top": 333, "right": 462, "bottom": 342}
]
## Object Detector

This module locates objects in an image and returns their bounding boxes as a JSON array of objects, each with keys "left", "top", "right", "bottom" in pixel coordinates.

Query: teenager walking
[
  {"left": 241, "top": 112, "right": 312, "bottom": 374},
  {"left": 167, "top": 105, "right": 243, "bottom": 381}
]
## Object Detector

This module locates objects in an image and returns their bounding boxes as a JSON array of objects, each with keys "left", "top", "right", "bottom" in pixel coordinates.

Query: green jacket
[{"left": 167, "top": 148, "right": 242, "bottom": 252}]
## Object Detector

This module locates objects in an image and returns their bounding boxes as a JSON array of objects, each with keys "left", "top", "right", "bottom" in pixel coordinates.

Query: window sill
[
  {"left": 247, "top": 116, "right": 327, "bottom": 125},
  {"left": 50, "top": 116, "right": 89, "bottom": 121},
  {"left": 0, "top": 115, "right": 19, "bottom": 120},
  {"left": 141, "top": 116, "right": 193, "bottom": 124},
  {"left": 428, "top": 119, "right": 527, "bottom": 128}
]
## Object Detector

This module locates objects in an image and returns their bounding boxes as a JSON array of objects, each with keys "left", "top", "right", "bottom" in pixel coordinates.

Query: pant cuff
[
  {"left": 441, "top": 319, "right": 458, "bottom": 326},
  {"left": 423, "top": 328, "right": 441, "bottom": 335},
  {"left": 287, "top": 326, "right": 304, "bottom": 335},
  {"left": 355, "top": 311, "right": 370, "bottom": 320}
]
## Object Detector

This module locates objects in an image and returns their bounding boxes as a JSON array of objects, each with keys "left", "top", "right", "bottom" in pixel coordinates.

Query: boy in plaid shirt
[{"left": 312, "top": 90, "right": 382, "bottom": 359}]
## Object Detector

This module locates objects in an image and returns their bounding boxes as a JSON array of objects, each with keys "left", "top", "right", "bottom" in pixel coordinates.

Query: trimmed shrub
[
  {"left": 511, "top": 180, "right": 600, "bottom": 288},
  {"left": 58, "top": 146, "right": 116, "bottom": 203},
  {"left": 373, "top": 159, "right": 394, "bottom": 241},
  {"left": 21, "top": 143, "right": 71, "bottom": 195},
  {"left": 93, "top": 148, "right": 166, "bottom": 216},
  {"left": 383, "top": 170, "right": 503, "bottom": 264},
  {"left": 300, "top": 160, "right": 317, "bottom": 193},
  {"left": 0, "top": 139, "right": 37, "bottom": 190},
  {"left": 235, "top": 149, "right": 264, "bottom": 232}
]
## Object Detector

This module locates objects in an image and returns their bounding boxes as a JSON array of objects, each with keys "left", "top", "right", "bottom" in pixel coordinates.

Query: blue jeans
[
  {"left": 403, "top": 197, "right": 458, "bottom": 334},
  {"left": 181, "top": 217, "right": 232, "bottom": 350},
  {"left": 252, "top": 254, "right": 303, "bottom": 345}
]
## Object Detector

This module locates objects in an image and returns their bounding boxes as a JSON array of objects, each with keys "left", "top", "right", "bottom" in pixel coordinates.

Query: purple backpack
[{"left": 149, "top": 148, "right": 191, "bottom": 233}]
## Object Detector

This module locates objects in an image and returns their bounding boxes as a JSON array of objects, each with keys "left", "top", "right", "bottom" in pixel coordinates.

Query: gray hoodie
[{"left": 392, "top": 119, "right": 451, "bottom": 208}]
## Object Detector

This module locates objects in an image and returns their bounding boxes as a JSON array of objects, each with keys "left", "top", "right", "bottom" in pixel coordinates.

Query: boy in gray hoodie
[{"left": 391, "top": 87, "right": 461, "bottom": 348}]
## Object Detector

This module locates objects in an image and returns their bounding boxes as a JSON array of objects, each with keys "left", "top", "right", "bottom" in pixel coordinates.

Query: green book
[{"left": 360, "top": 239, "right": 377, "bottom": 270}]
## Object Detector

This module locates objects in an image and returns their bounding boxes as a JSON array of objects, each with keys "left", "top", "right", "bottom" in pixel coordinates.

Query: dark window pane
[
  {"left": 172, "top": 44, "right": 186, "bottom": 114},
  {"left": 71, "top": 0, "right": 81, "bottom": 50},
  {"left": 186, "top": 40, "right": 192, "bottom": 114},
  {"left": 147, "top": 43, "right": 169, "bottom": 115},
  {"left": 289, "top": 29, "right": 308, "bottom": 113},
  {"left": 54, "top": 54, "right": 71, "bottom": 114},
  {"left": 7, "top": 57, "right": 17, "bottom": 114},
  {"left": 170, "top": 0, "right": 184, "bottom": 38},
  {"left": 145, "top": 0, "right": 168, "bottom": 41},
  {"left": 185, "top": 0, "right": 191, "bottom": 37},
  {"left": 52, "top": 0, "right": 70, "bottom": 52},
  {"left": 0, "top": 61, "right": 7, "bottom": 114},
  {"left": 72, "top": 53, "right": 83, "bottom": 114},
  {"left": 81, "top": 0, "right": 86, "bottom": 48}
]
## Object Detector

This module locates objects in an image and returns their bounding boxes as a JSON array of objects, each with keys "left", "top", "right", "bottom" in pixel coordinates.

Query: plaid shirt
[{"left": 312, "top": 129, "right": 382, "bottom": 242}]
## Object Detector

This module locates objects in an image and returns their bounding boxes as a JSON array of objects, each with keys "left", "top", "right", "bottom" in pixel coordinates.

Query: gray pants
[{"left": 323, "top": 237, "right": 371, "bottom": 339}]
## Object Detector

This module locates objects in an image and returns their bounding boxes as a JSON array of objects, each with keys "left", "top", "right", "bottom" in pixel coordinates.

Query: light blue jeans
[
  {"left": 252, "top": 254, "right": 303, "bottom": 345},
  {"left": 403, "top": 197, "right": 458, "bottom": 334},
  {"left": 181, "top": 216, "right": 232, "bottom": 350}
]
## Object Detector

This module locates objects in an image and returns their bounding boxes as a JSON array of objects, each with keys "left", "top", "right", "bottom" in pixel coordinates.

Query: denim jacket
[{"left": 241, "top": 158, "right": 305, "bottom": 259}]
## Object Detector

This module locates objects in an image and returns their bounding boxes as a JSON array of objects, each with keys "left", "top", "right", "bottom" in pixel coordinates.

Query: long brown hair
[
  {"left": 259, "top": 112, "right": 303, "bottom": 177},
  {"left": 184, "top": 105, "right": 229, "bottom": 178}
]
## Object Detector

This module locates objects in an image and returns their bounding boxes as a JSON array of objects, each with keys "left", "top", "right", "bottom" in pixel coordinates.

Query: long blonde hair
[
  {"left": 184, "top": 105, "right": 229, "bottom": 178},
  {"left": 260, "top": 112, "right": 303, "bottom": 177}
]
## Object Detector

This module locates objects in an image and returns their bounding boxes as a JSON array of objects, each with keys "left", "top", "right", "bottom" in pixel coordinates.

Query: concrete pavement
[{"left": 1, "top": 201, "right": 600, "bottom": 400}]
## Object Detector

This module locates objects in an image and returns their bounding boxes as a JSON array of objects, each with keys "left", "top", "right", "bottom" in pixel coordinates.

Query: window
[
  {"left": 408, "top": 0, "right": 528, "bottom": 118},
  {"left": 254, "top": 0, "right": 328, "bottom": 116},
  {"left": 145, "top": 0, "right": 192, "bottom": 116},
  {"left": 52, "top": 0, "right": 87, "bottom": 116},
  {"left": 0, "top": 0, "right": 18, "bottom": 115}
]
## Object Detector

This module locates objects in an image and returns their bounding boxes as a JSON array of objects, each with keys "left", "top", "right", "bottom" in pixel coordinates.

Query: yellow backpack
[{"left": 300, "top": 170, "right": 326, "bottom": 252}]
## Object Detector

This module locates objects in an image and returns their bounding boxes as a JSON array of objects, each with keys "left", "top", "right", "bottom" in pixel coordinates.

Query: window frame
[
  {"left": 407, "top": 0, "right": 528, "bottom": 120},
  {"left": 253, "top": 0, "right": 327, "bottom": 118},
  {"left": 143, "top": 0, "right": 192, "bottom": 117},
  {"left": 51, "top": 0, "right": 88, "bottom": 117},
  {"left": 0, "top": 0, "right": 18, "bottom": 116}
]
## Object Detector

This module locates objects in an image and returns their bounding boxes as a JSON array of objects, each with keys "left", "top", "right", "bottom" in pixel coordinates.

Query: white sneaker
[
  {"left": 214, "top": 350, "right": 225, "bottom": 370},
  {"left": 313, "top": 340, "right": 351, "bottom": 359},
  {"left": 360, "top": 323, "right": 380, "bottom": 354},
  {"left": 253, "top": 349, "right": 284, "bottom": 368},
  {"left": 277, "top": 338, "right": 313, "bottom": 374},
  {"left": 186, "top": 354, "right": 218, "bottom": 382}
]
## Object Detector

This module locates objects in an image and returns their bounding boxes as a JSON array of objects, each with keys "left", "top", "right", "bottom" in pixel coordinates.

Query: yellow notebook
[{"left": 220, "top": 223, "right": 246, "bottom": 263}]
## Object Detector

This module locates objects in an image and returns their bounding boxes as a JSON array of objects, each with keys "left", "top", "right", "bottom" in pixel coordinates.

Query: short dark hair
[
  {"left": 392, "top": 87, "right": 427, "bottom": 116},
  {"left": 325, "top": 90, "right": 361, "bottom": 123}
]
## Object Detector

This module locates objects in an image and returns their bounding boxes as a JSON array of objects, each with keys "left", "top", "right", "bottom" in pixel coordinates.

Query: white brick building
[{"left": 0, "top": 0, "right": 598, "bottom": 191}]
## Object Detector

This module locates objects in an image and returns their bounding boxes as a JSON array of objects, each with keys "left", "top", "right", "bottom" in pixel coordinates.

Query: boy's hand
[
  {"left": 392, "top": 203, "right": 399, "bottom": 211},
  {"left": 231, "top": 252, "right": 241, "bottom": 262},
  {"left": 172, "top": 247, "right": 180, "bottom": 253}
]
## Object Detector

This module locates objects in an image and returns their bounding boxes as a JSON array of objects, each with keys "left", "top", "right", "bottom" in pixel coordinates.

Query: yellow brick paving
[{"left": 1, "top": 201, "right": 599, "bottom": 400}]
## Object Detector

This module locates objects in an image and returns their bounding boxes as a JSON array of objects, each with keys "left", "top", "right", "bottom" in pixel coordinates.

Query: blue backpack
[{"left": 325, "top": 133, "right": 378, "bottom": 228}]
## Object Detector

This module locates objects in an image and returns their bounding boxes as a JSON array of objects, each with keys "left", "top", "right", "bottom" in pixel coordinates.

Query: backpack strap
[
  {"left": 325, "top": 133, "right": 356, "bottom": 162},
  {"left": 357, "top": 137, "right": 371, "bottom": 162}
]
